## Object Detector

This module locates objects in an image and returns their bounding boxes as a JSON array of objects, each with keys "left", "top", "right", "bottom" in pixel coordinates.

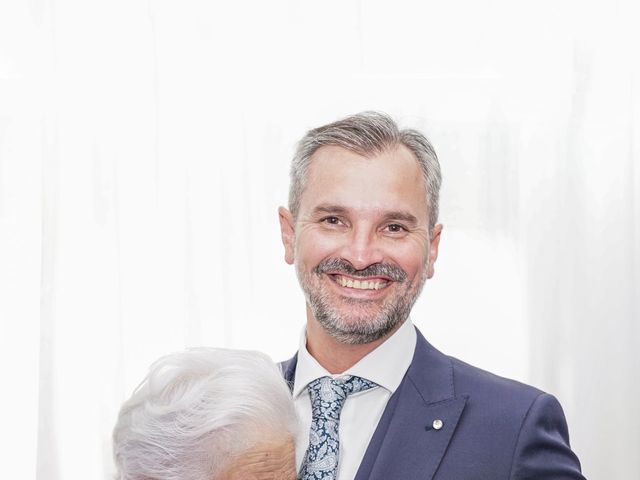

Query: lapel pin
[{"left": 432, "top": 419, "right": 444, "bottom": 430}]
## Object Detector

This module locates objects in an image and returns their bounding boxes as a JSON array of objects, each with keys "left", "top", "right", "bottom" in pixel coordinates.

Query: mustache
[{"left": 314, "top": 258, "right": 407, "bottom": 282}]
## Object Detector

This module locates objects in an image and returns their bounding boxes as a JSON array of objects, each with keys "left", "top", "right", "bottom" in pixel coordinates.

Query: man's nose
[{"left": 340, "top": 227, "right": 384, "bottom": 271}]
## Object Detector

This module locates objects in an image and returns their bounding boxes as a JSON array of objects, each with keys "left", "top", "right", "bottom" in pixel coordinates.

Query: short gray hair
[
  {"left": 112, "top": 348, "right": 297, "bottom": 480},
  {"left": 288, "top": 111, "right": 442, "bottom": 232}
]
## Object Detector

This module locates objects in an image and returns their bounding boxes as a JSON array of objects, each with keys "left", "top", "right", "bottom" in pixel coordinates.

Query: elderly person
[{"left": 113, "top": 348, "right": 298, "bottom": 480}]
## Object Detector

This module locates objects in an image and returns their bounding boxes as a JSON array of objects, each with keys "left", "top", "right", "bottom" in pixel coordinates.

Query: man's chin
[
  {"left": 313, "top": 310, "right": 400, "bottom": 345},
  {"left": 303, "top": 283, "right": 410, "bottom": 344},
  {"left": 322, "top": 323, "right": 396, "bottom": 345}
]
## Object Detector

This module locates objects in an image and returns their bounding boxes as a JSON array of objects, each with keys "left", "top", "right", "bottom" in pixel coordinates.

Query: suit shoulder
[
  {"left": 445, "top": 355, "right": 570, "bottom": 459},
  {"left": 448, "top": 354, "right": 546, "bottom": 408}
]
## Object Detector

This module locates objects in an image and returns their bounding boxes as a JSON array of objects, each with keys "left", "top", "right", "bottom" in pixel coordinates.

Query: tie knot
[
  {"left": 308, "top": 375, "right": 377, "bottom": 407},
  {"left": 338, "top": 375, "right": 377, "bottom": 395}
]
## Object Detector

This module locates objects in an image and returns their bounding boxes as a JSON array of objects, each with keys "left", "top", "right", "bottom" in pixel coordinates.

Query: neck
[{"left": 305, "top": 309, "right": 402, "bottom": 374}]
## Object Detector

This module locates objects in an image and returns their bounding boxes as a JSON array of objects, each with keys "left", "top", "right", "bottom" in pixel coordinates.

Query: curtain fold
[{"left": 0, "top": 1, "right": 637, "bottom": 478}]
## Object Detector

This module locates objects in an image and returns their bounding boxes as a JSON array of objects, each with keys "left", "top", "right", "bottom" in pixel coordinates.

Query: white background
[{"left": 1, "top": 1, "right": 639, "bottom": 478}]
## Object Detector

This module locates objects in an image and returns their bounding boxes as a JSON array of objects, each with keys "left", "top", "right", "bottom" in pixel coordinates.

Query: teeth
[{"left": 336, "top": 276, "right": 386, "bottom": 290}]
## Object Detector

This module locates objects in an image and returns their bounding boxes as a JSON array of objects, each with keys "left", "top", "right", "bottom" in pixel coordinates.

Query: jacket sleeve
[{"left": 510, "top": 393, "right": 586, "bottom": 480}]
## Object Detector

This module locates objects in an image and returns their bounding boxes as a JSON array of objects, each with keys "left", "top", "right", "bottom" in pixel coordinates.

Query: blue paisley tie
[{"left": 299, "top": 375, "right": 377, "bottom": 480}]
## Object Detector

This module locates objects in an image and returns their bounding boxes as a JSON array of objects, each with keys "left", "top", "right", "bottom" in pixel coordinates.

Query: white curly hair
[{"left": 112, "top": 348, "right": 297, "bottom": 480}]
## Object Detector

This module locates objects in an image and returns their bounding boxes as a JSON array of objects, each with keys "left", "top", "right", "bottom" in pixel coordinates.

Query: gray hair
[
  {"left": 288, "top": 111, "right": 442, "bottom": 232},
  {"left": 112, "top": 348, "right": 297, "bottom": 480}
]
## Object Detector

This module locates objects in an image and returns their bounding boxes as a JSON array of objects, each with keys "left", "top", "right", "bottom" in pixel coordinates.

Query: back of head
[{"left": 113, "top": 348, "right": 297, "bottom": 480}]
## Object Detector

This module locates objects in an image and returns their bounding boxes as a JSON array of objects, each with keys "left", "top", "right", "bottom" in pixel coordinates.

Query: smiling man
[{"left": 278, "top": 112, "right": 585, "bottom": 480}]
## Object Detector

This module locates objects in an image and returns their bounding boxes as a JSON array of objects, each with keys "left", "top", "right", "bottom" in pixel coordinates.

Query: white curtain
[{"left": 1, "top": 1, "right": 638, "bottom": 478}]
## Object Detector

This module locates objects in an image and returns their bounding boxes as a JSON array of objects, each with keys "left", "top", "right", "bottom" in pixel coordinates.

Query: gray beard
[{"left": 297, "top": 258, "right": 427, "bottom": 345}]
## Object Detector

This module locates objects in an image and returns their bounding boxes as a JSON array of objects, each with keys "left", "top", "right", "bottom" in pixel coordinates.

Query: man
[
  {"left": 278, "top": 112, "right": 585, "bottom": 479},
  {"left": 113, "top": 348, "right": 298, "bottom": 480}
]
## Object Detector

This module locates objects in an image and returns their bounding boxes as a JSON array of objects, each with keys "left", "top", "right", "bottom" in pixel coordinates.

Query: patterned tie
[{"left": 299, "top": 375, "right": 377, "bottom": 480}]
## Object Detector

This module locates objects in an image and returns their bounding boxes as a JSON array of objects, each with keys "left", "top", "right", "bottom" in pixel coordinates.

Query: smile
[{"left": 330, "top": 274, "right": 389, "bottom": 290}]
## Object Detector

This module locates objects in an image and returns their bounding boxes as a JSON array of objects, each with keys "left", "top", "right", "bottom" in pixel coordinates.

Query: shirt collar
[{"left": 292, "top": 319, "right": 417, "bottom": 398}]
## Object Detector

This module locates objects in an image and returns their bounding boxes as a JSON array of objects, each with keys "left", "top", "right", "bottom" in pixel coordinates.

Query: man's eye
[
  {"left": 322, "top": 216, "right": 341, "bottom": 225},
  {"left": 386, "top": 224, "right": 406, "bottom": 233}
]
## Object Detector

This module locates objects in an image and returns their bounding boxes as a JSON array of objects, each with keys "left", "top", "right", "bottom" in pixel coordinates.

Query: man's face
[
  {"left": 279, "top": 145, "right": 442, "bottom": 344},
  {"left": 218, "top": 437, "right": 296, "bottom": 480}
]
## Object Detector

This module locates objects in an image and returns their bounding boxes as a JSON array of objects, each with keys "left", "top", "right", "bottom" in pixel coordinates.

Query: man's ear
[
  {"left": 427, "top": 223, "right": 443, "bottom": 279},
  {"left": 278, "top": 207, "right": 296, "bottom": 265}
]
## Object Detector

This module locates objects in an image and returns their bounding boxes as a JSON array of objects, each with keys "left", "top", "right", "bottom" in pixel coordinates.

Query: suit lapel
[
  {"left": 281, "top": 352, "right": 298, "bottom": 390},
  {"left": 361, "top": 390, "right": 467, "bottom": 479},
  {"left": 356, "top": 329, "right": 468, "bottom": 480},
  {"left": 283, "top": 328, "right": 468, "bottom": 480}
]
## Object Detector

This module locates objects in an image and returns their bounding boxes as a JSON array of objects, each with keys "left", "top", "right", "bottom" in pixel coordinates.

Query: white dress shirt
[{"left": 293, "top": 319, "right": 417, "bottom": 480}]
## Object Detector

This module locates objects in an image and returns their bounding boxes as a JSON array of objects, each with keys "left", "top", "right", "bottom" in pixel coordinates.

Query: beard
[{"left": 296, "top": 258, "right": 428, "bottom": 345}]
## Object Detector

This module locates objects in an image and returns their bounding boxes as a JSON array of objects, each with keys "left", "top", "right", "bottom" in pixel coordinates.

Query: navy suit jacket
[{"left": 282, "top": 327, "right": 585, "bottom": 480}]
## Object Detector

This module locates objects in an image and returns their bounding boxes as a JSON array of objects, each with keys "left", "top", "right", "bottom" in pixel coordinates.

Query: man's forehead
[
  {"left": 305, "top": 144, "right": 423, "bottom": 186},
  {"left": 300, "top": 145, "right": 428, "bottom": 219}
]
